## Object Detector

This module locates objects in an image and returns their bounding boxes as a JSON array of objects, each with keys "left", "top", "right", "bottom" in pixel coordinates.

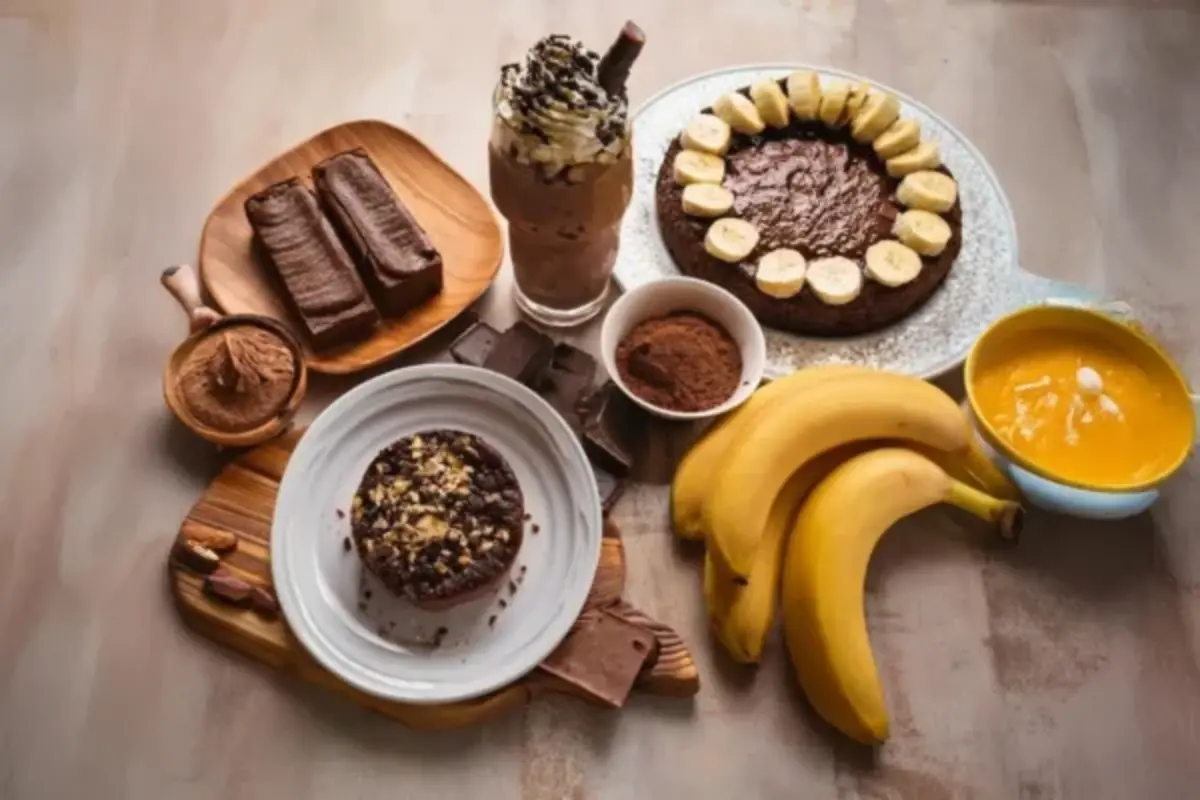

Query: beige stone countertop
[{"left": 2, "top": 1, "right": 1200, "bottom": 798}]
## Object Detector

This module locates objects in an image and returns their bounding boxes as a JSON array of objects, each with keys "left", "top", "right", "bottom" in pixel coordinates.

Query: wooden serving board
[
  {"left": 168, "top": 429, "right": 700, "bottom": 730},
  {"left": 199, "top": 120, "right": 503, "bottom": 375}
]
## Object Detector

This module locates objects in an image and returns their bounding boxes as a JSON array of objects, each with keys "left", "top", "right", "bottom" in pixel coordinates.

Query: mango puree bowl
[{"left": 964, "top": 304, "right": 1197, "bottom": 519}]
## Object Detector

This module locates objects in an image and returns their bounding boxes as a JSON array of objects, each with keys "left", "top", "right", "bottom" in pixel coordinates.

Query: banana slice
[
  {"left": 806, "top": 256, "right": 863, "bottom": 305},
  {"left": 786, "top": 71, "right": 822, "bottom": 120},
  {"left": 755, "top": 248, "right": 808, "bottom": 298},
  {"left": 873, "top": 119, "right": 921, "bottom": 160},
  {"left": 682, "top": 183, "right": 735, "bottom": 218},
  {"left": 750, "top": 78, "right": 791, "bottom": 128},
  {"left": 896, "top": 171, "right": 959, "bottom": 213},
  {"left": 713, "top": 92, "right": 766, "bottom": 135},
  {"left": 681, "top": 114, "right": 732, "bottom": 156},
  {"left": 864, "top": 240, "right": 924, "bottom": 287},
  {"left": 673, "top": 150, "right": 726, "bottom": 186},
  {"left": 893, "top": 210, "right": 952, "bottom": 256},
  {"left": 705, "top": 218, "right": 760, "bottom": 263},
  {"left": 850, "top": 91, "right": 901, "bottom": 143},
  {"left": 886, "top": 141, "right": 941, "bottom": 177},
  {"left": 845, "top": 80, "right": 873, "bottom": 120},
  {"left": 818, "top": 81, "right": 851, "bottom": 127}
]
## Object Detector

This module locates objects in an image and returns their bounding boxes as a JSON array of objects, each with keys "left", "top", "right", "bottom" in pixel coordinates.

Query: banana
[
  {"left": 786, "top": 71, "right": 822, "bottom": 120},
  {"left": 682, "top": 183, "right": 735, "bottom": 218},
  {"left": 754, "top": 248, "right": 808, "bottom": 298},
  {"left": 805, "top": 256, "right": 863, "bottom": 305},
  {"left": 886, "top": 140, "right": 941, "bottom": 177},
  {"left": 818, "top": 81, "right": 851, "bottom": 127},
  {"left": 706, "top": 372, "right": 972, "bottom": 578},
  {"left": 893, "top": 210, "right": 952, "bottom": 257},
  {"left": 673, "top": 149, "right": 726, "bottom": 186},
  {"left": 896, "top": 170, "right": 959, "bottom": 213},
  {"left": 850, "top": 91, "right": 901, "bottom": 143},
  {"left": 704, "top": 445, "right": 867, "bottom": 663},
  {"left": 782, "top": 448, "right": 1023, "bottom": 743},
  {"left": 750, "top": 78, "right": 791, "bottom": 128},
  {"left": 713, "top": 92, "right": 766, "bottom": 135},
  {"left": 671, "top": 365, "right": 871, "bottom": 541},
  {"left": 864, "top": 240, "right": 923, "bottom": 287},
  {"left": 908, "top": 439, "right": 1022, "bottom": 501},
  {"left": 873, "top": 119, "right": 921, "bottom": 160},
  {"left": 845, "top": 80, "right": 873, "bottom": 120},
  {"left": 704, "top": 218, "right": 760, "bottom": 263},
  {"left": 681, "top": 114, "right": 733, "bottom": 156}
]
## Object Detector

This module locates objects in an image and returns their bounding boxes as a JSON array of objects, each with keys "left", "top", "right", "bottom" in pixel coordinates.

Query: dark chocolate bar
[
  {"left": 313, "top": 149, "right": 443, "bottom": 316},
  {"left": 449, "top": 321, "right": 501, "bottom": 367},
  {"left": 244, "top": 178, "right": 380, "bottom": 350},
  {"left": 581, "top": 381, "right": 637, "bottom": 477},
  {"left": 538, "top": 343, "right": 597, "bottom": 435},
  {"left": 482, "top": 321, "right": 554, "bottom": 386}
]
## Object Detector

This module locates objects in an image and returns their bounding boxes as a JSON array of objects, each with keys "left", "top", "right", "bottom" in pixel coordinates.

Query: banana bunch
[{"left": 671, "top": 367, "right": 1023, "bottom": 742}]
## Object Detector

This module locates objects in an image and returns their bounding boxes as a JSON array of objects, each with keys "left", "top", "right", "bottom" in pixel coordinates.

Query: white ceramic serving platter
[
  {"left": 615, "top": 63, "right": 1099, "bottom": 380},
  {"left": 271, "top": 364, "right": 603, "bottom": 704}
]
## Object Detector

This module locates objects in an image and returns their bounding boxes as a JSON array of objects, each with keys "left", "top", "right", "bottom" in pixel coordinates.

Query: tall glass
[{"left": 488, "top": 92, "right": 634, "bottom": 328}]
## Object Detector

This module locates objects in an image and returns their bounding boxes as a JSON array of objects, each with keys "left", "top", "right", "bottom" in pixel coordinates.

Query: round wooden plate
[{"left": 199, "top": 119, "right": 503, "bottom": 375}]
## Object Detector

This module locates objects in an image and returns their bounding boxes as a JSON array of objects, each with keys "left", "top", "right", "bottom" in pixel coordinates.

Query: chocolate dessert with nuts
[
  {"left": 656, "top": 73, "right": 962, "bottom": 337},
  {"left": 350, "top": 430, "right": 524, "bottom": 609}
]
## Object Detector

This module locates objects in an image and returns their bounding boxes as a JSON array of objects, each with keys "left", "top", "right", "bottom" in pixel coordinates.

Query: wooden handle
[{"left": 162, "top": 264, "right": 221, "bottom": 333}]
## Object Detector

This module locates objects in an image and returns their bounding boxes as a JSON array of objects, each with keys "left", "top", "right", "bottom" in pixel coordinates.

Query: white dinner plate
[
  {"left": 271, "top": 364, "right": 603, "bottom": 704},
  {"left": 615, "top": 63, "right": 1096, "bottom": 379}
]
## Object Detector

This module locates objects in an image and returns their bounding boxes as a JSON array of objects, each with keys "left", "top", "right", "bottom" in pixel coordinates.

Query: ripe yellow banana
[
  {"left": 707, "top": 372, "right": 970, "bottom": 578},
  {"left": 704, "top": 445, "right": 867, "bottom": 663},
  {"left": 670, "top": 365, "right": 870, "bottom": 542},
  {"left": 909, "top": 438, "right": 1022, "bottom": 501},
  {"left": 781, "top": 447, "right": 1023, "bottom": 744}
]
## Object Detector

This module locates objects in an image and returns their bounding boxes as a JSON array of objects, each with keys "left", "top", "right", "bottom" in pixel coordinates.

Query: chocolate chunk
[
  {"left": 244, "top": 178, "right": 380, "bottom": 350},
  {"left": 204, "top": 572, "right": 255, "bottom": 606},
  {"left": 581, "top": 381, "right": 637, "bottom": 476},
  {"left": 597, "top": 21, "right": 645, "bottom": 96},
  {"left": 481, "top": 322, "right": 554, "bottom": 386},
  {"left": 539, "top": 609, "right": 658, "bottom": 708},
  {"left": 171, "top": 539, "right": 221, "bottom": 575},
  {"left": 536, "top": 343, "right": 597, "bottom": 434},
  {"left": 449, "top": 321, "right": 501, "bottom": 367},
  {"left": 313, "top": 149, "right": 443, "bottom": 317}
]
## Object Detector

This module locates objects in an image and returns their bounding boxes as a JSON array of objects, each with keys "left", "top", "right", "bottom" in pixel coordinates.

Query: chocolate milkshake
[{"left": 489, "top": 25, "right": 643, "bottom": 327}]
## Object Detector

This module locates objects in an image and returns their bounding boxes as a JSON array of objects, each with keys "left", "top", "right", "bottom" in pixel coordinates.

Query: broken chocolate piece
[
  {"left": 204, "top": 572, "right": 255, "bottom": 606},
  {"left": 171, "top": 539, "right": 221, "bottom": 574},
  {"left": 449, "top": 320, "right": 500, "bottom": 367},
  {"left": 249, "top": 586, "right": 279, "bottom": 619},
  {"left": 244, "top": 178, "right": 380, "bottom": 350},
  {"left": 539, "top": 609, "right": 658, "bottom": 708},
  {"left": 581, "top": 381, "right": 636, "bottom": 476},
  {"left": 313, "top": 149, "right": 444, "bottom": 317},
  {"left": 538, "top": 343, "right": 597, "bottom": 434},
  {"left": 481, "top": 321, "right": 554, "bottom": 386}
]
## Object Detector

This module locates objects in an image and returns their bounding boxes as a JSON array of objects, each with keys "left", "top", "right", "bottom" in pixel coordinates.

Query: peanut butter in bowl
[{"left": 966, "top": 304, "right": 1195, "bottom": 494}]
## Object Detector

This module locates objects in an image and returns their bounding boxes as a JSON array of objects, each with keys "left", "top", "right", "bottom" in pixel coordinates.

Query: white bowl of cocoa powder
[{"left": 600, "top": 276, "right": 766, "bottom": 421}]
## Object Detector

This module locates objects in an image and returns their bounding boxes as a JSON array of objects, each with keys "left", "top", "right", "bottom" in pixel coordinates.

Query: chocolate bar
[
  {"left": 313, "top": 149, "right": 443, "bottom": 316},
  {"left": 539, "top": 609, "right": 657, "bottom": 708},
  {"left": 580, "top": 381, "right": 637, "bottom": 477},
  {"left": 537, "top": 343, "right": 597, "bottom": 435},
  {"left": 449, "top": 321, "right": 501, "bottom": 367},
  {"left": 482, "top": 321, "right": 554, "bottom": 386},
  {"left": 244, "top": 178, "right": 379, "bottom": 349}
]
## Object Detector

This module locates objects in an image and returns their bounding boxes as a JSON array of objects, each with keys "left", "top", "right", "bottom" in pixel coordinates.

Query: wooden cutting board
[{"left": 168, "top": 429, "right": 700, "bottom": 730}]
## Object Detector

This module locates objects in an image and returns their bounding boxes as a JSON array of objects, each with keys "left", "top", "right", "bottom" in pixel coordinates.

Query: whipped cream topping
[{"left": 494, "top": 34, "right": 629, "bottom": 171}]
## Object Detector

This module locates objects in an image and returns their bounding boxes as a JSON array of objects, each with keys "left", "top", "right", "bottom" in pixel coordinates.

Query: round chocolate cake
[
  {"left": 655, "top": 76, "right": 963, "bottom": 337},
  {"left": 350, "top": 429, "right": 524, "bottom": 609}
]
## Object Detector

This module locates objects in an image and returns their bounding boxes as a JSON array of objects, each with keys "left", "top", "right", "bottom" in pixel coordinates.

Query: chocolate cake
[
  {"left": 655, "top": 78, "right": 963, "bottom": 337},
  {"left": 350, "top": 430, "right": 524, "bottom": 609}
]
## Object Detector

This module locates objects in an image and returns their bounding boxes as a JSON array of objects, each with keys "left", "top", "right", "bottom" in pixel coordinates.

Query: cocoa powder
[
  {"left": 614, "top": 312, "right": 741, "bottom": 412},
  {"left": 176, "top": 324, "right": 296, "bottom": 432}
]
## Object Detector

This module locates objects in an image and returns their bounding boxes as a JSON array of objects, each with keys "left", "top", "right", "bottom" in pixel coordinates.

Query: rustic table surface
[{"left": 3, "top": 1, "right": 1200, "bottom": 798}]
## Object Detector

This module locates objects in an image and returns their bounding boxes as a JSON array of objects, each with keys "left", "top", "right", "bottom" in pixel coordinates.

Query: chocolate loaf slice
[
  {"left": 313, "top": 149, "right": 443, "bottom": 316},
  {"left": 244, "top": 178, "right": 380, "bottom": 350}
]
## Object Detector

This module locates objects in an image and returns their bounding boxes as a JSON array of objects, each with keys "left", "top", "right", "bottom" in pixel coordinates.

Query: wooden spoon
[{"left": 161, "top": 264, "right": 307, "bottom": 447}]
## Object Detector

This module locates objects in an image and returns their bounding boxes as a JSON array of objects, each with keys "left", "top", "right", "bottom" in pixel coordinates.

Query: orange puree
[{"left": 973, "top": 330, "right": 1192, "bottom": 487}]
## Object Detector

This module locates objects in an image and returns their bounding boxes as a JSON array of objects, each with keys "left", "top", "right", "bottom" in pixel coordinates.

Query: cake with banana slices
[{"left": 655, "top": 73, "right": 962, "bottom": 337}]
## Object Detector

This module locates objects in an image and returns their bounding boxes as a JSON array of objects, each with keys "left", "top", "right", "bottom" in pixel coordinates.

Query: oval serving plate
[
  {"left": 617, "top": 64, "right": 1029, "bottom": 380},
  {"left": 271, "top": 364, "right": 602, "bottom": 704},
  {"left": 200, "top": 120, "right": 503, "bottom": 375}
]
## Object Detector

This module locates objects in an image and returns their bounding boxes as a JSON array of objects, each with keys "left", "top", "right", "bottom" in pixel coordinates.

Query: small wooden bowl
[{"left": 161, "top": 264, "right": 307, "bottom": 447}]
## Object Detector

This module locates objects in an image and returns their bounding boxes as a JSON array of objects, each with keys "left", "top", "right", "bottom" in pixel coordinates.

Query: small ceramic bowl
[
  {"left": 600, "top": 277, "right": 766, "bottom": 421},
  {"left": 964, "top": 301, "right": 1197, "bottom": 519}
]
